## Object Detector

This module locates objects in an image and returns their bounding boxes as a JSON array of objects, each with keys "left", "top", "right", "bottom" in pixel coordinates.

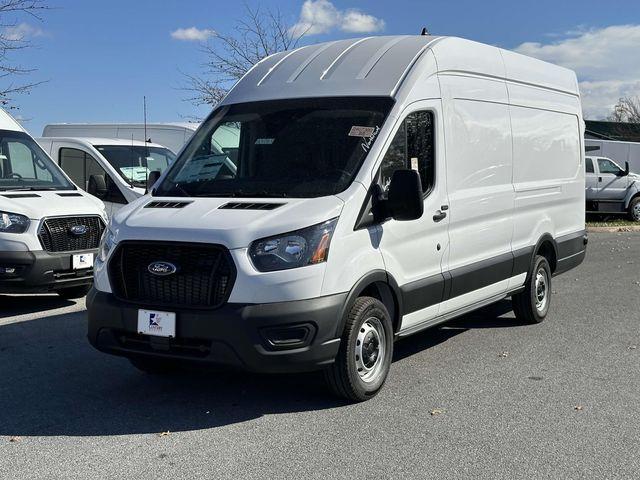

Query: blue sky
[{"left": 8, "top": 0, "right": 640, "bottom": 135}]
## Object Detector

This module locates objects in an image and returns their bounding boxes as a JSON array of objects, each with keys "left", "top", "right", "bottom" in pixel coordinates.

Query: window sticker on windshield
[
  {"left": 411, "top": 157, "right": 419, "bottom": 172},
  {"left": 348, "top": 126, "right": 376, "bottom": 138},
  {"left": 255, "top": 138, "right": 275, "bottom": 145}
]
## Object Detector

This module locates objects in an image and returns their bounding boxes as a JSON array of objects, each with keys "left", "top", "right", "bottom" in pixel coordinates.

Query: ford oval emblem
[
  {"left": 148, "top": 261, "right": 178, "bottom": 276},
  {"left": 69, "top": 224, "right": 89, "bottom": 236}
]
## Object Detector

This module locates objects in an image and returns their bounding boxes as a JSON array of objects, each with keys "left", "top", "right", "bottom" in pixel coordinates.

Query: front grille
[
  {"left": 38, "top": 216, "right": 105, "bottom": 253},
  {"left": 108, "top": 242, "right": 235, "bottom": 309}
]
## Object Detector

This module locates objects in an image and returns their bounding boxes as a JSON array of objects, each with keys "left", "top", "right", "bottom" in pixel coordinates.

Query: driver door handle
[{"left": 433, "top": 210, "right": 447, "bottom": 222}]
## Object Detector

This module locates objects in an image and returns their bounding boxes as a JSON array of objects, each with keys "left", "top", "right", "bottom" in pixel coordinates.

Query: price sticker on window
[{"left": 410, "top": 157, "right": 419, "bottom": 172}]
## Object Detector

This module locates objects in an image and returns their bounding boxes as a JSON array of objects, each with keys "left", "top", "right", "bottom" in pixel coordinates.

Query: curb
[{"left": 587, "top": 226, "right": 640, "bottom": 233}]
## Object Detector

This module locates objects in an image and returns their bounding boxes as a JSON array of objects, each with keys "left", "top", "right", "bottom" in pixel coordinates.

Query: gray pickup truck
[{"left": 586, "top": 155, "right": 640, "bottom": 221}]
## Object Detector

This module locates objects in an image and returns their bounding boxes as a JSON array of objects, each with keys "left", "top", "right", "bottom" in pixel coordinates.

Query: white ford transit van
[
  {"left": 0, "top": 111, "right": 107, "bottom": 297},
  {"left": 37, "top": 137, "right": 176, "bottom": 217},
  {"left": 88, "top": 36, "right": 587, "bottom": 401}
]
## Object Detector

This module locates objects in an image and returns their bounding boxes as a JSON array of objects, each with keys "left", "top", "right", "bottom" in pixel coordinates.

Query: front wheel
[
  {"left": 324, "top": 296, "right": 394, "bottom": 402},
  {"left": 628, "top": 197, "right": 640, "bottom": 222},
  {"left": 512, "top": 255, "right": 552, "bottom": 324}
]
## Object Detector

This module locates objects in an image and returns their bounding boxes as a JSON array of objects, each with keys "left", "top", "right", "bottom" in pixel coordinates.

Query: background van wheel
[
  {"left": 512, "top": 255, "right": 552, "bottom": 324},
  {"left": 56, "top": 285, "right": 91, "bottom": 299},
  {"left": 628, "top": 197, "right": 640, "bottom": 222},
  {"left": 324, "top": 296, "right": 393, "bottom": 402}
]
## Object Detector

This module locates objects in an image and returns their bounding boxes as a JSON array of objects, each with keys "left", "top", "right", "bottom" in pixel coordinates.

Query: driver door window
[
  {"left": 597, "top": 158, "right": 621, "bottom": 175},
  {"left": 378, "top": 111, "right": 435, "bottom": 194},
  {"left": 60, "top": 147, "right": 126, "bottom": 203}
]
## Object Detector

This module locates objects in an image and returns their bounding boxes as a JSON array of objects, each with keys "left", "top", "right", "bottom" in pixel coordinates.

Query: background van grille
[{"left": 38, "top": 216, "right": 105, "bottom": 252}]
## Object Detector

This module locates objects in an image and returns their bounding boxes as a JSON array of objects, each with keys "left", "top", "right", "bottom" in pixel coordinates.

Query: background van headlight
[
  {"left": 0, "top": 211, "right": 30, "bottom": 233},
  {"left": 249, "top": 218, "right": 338, "bottom": 272},
  {"left": 98, "top": 229, "right": 116, "bottom": 262}
]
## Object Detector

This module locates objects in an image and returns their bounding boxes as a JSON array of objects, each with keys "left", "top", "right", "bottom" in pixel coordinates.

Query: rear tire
[
  {"left": 56, "top": 285, "right": 91, "bottom": 299},
  {"left": 324, "top": 296, "right": 393, "bottom": 402},
  {"left": 628, "top": 197, "right": 640, "bottom": 222},
  {"left": 513, "top": 255, "right": 552, "bottom": 324}
]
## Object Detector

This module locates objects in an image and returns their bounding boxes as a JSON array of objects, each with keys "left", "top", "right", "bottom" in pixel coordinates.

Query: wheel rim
[
  {"left": 633, "top": 203, "right": 640, "bottom": 221},
  {"left": 534, "top": 268, "right": 549, "bottom": 313},
  {"left": 355, "top": 317, "right": 386, "bottom": 383}
]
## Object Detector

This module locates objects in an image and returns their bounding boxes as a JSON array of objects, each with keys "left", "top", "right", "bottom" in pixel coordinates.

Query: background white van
[
  {"left": 42, "top": 123, "right": 198, "bottom": 155},
  {"left": 87, "top": 35, "right": 586, "bottom": 401},
  {"left": 0, "top": 110, "right": 107, "bottom": 297},
  {"left": 37, "top": 137, "right": 175, "bottom": 217}
]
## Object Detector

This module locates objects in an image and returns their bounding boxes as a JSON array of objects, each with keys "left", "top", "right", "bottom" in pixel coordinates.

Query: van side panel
[{"left": 437, "top": 72, "right": 515, "bottom": 313}]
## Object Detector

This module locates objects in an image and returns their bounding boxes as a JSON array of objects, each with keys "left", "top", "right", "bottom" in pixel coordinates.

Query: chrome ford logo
[
  {"left": 69, "top": 225, "right": 89, "bottom": 236},
  {"left": 148, "top": 261, "right": 177, "bottom": 276}
]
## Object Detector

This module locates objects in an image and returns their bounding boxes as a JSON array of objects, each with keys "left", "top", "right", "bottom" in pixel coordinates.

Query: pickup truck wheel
[
  {"left": 628, "top": 197, "right": 640, "bottom": 222},
  {"left": 324, "top": 296, "right": 393, "bottom": 402},
  {"left": 512, "top": 255, "right": 551, "bottom": 324}
]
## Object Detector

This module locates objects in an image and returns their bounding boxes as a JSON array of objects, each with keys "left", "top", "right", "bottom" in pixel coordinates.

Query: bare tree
[
  {"left": 0, "top": 0, "right": 48, "bottom": 108},
  {"left": 183, "top": 4, "right": 307, "bottom": 107},
  {"left": 608, "top": 96, "right": 640, "bottom": 123}
]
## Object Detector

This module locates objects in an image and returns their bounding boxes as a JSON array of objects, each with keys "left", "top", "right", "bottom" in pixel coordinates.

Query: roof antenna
[{"left": 421, "top": 27, "right": 430, "bottom": 36}]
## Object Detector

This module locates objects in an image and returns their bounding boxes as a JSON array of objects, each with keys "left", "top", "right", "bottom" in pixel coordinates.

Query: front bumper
[
  {"left": 87, "top": 289, "right": 346, "bottom": 373},
  {"left": 0, "top": 249, "right": 96, "bottom": 293}
]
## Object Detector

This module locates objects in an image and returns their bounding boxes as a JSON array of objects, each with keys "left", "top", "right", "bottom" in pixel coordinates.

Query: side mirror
[
  {"left": 87, "top": 174, "right": 107, "bottom": 199},
  {"left": 386, "top": 169, "right": 424, "bottom": 221},
  {"left": 147, "top": 170, "right": 161, "bottom": 193},
  {"left": 625, "top": 161, "right": 630, "bottom": 176}
]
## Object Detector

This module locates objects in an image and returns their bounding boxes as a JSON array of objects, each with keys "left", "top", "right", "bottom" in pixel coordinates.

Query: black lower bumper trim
[
  {"left": 0, "top": 249, "right": 96, "bottom": 293},
  {"left": 87, "top": 289, "right": 346, "bottom": 373}
]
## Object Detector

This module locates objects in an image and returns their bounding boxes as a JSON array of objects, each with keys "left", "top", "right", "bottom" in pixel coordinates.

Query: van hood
[
  {"left": 113, "top": 195, "right": 345, "bottom": 249},
  {"left": 0, "top": 189, "right": 106, "bottom": 220}
]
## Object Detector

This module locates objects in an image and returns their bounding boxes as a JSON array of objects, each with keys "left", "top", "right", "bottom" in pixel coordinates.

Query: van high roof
[
  {"left": 222, "top": 35, "right": 579, "bottom": 106},
  {"left": 37, "top": 136, "right": 168, "bottom": 149}
]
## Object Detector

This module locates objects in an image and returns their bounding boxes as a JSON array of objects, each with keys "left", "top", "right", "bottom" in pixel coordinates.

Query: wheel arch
[
  {"left": 335, "top": 270, "right": 403, "bottom": 338},
  {"left": 532, "top": 233, "right": 558, "bottom": 274}
]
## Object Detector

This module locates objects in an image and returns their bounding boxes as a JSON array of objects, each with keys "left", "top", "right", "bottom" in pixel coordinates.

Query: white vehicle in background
[
  {"left": 0, "top": 110, "right": 107, "bottom": 298},
  {"left": 37, "top": 137, "right": 175, "bottom": 217},
  {"left": 42, "top": 123, "right": 198, "bottom": 155},
  {"left": 585, "top": 155, "right": 640, "bottom": 221},
  {"left": 87, "top": 35, "right": 587, "bottom": 401}
]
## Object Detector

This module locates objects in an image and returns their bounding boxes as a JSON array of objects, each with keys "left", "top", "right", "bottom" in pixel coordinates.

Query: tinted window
[
  {"left": 598, "top": 158, "right": 622, "bottom": 175},
  {"left": 585, "top": 157, "right": 594, "bottom": 173},
  {"left": 156, "top": 97, "right": 394, "bottom": 198},
  {"left": 379, "top": 111, "right": 435, "bottom": 193},
  {"left": 60, "top": 147, "right": 126, "bottom": 203},
  {"left": 0, "top": 130, "right": 74, "bottom": 191}
]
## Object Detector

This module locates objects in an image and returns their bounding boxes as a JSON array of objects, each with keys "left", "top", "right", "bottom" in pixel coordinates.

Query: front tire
[
  {"left": 628, "top": 197, "right": 640, "bottom": 222},
  {"left": 512, "top": 255, "right": 552, "bottom": 324},
  {"left": 324, "top": 296, "right": 394, "bottom": 402}
]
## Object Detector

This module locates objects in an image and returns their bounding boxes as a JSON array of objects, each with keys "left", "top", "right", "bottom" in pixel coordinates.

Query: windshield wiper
[{"left": 0, "top": 186, "right": 59, "bottom": 192}]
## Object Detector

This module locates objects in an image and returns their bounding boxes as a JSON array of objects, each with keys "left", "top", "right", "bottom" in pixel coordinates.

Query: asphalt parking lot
[{"left": 1, "top": 232, "right": 639, "bottom": 479}]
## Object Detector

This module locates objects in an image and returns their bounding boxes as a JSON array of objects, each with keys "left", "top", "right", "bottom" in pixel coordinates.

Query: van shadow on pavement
[
  {"left": 0, "top": 294, "right": 75, "bottom": 319},
  {"left": 0, "top": 300, "right": 525, "bottom": 437}
]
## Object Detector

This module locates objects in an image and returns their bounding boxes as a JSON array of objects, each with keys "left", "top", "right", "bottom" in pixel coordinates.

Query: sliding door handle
[{"left": 433, "top": 210, "right": 447, "bottom": 222}]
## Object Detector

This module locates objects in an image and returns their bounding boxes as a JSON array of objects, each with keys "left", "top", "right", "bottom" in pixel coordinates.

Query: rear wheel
[
  {"left": 512, "top": 255, "right": 552, "bottom": 324},
  {"left": 628, "top": 197, "right": 640, "bottom": 222},
  {"left": 324, "top": 296, "right": 394, "bottom": 402},
  {"left": 56, "top": 285, "right": 91, "bottom": 299}
]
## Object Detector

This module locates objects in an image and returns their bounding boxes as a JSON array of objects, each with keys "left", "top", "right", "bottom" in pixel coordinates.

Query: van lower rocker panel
[{"left": 397, "top": 230, "right": 586, "bottom": 334}]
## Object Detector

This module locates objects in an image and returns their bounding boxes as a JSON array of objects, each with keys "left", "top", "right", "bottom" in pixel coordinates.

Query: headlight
[
  {"left": 0, "top": 211, "right": 30, "bottom": 233},
  {"left": 98, "top": 229, "right": 116, "bottom": 262},
  {"left": 249, "top": 218, "right": 338, "bottom": 272}
]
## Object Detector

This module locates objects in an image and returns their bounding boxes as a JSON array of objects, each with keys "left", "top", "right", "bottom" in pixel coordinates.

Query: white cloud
[
  {"left": 515, "top": 25, "right": 640, "bottom": 119},
  {"left": 290, "top": 0, "right": 385, "bottom": 37},
  {"left": 2, "top": 23, "right": 45, "bottom": 41},
  {"left": 170, "top": 27, "right": 216, "bottom": 42}
]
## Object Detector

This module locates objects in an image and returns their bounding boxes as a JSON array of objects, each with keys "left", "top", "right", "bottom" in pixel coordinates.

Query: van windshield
[
  {"left": 0, "top": 130, "right": 75, "bottom": 191},
  {"left": 155, "top": 97, "right": 394, "bottom": 198},
  {"left": 95, "top": 145, "right": 176, "bottom": 188}
]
